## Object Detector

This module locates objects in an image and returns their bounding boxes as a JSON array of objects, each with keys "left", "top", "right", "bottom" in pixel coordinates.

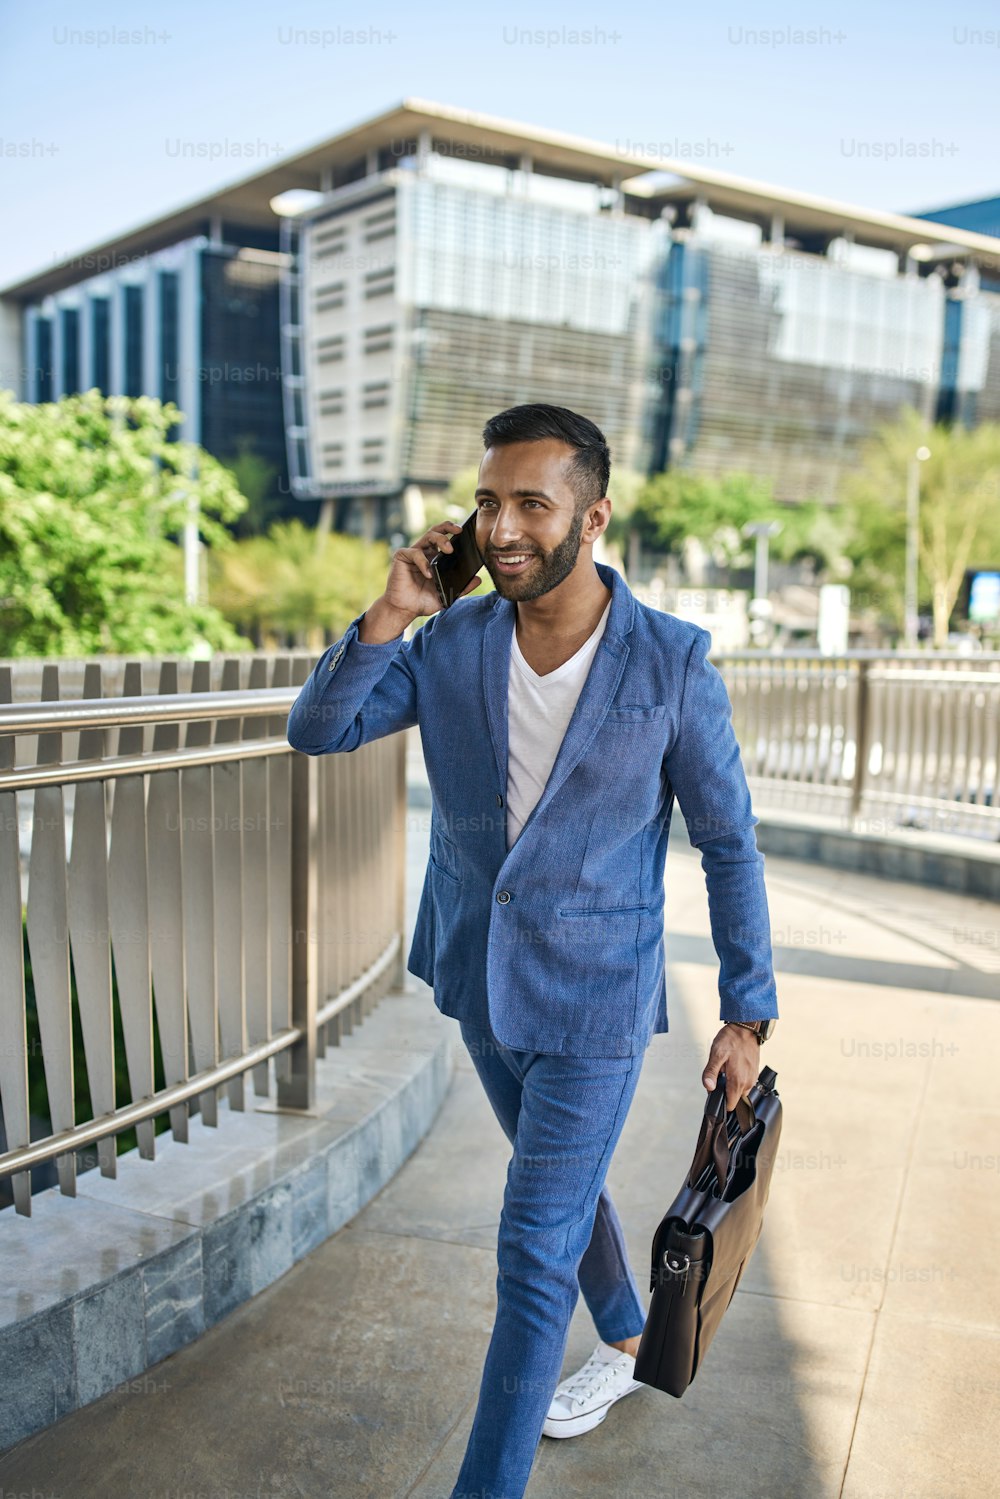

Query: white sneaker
[{"left": 542, "top": 1339, "right": 644, "bottom": 1439}]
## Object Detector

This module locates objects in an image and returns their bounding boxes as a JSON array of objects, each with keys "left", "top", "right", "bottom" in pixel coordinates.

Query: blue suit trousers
[{"left": 449, "top": 1019, "right": 648, "bottom": 1499}]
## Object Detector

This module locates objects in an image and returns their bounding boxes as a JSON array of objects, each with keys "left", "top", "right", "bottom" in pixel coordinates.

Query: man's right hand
[{"left": 360, "top": 522, "right": 482, "bottom": 642}]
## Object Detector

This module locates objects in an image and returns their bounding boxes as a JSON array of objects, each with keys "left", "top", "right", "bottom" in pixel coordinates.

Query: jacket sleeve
[
  {"left": 286, "top": 608, "right": 427, "bottom": 755},
  {"left": 663, "top": 626, "right": 779, "bottom": 1024}
]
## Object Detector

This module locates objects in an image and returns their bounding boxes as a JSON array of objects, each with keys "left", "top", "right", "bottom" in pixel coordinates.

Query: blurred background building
[{"left": 2, "top": 99, "right": 1000, "bottom": 542}]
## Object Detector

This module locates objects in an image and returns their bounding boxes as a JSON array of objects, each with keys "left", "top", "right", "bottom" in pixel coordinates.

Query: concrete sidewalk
[{"left": 2, "top": 821, "right": 998, "bottom": 1497}]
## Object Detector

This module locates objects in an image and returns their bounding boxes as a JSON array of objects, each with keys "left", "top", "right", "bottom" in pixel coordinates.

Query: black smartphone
[{"left": 429, "top": 509, "right": 485, "bottom": 609}]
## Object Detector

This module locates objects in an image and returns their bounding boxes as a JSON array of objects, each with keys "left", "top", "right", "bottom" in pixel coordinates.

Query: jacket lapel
[{"left": 482, "top": 562, "right": 634, "bottom": 849}]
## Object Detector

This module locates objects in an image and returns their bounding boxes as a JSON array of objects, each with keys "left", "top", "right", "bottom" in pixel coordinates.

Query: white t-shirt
[{"left": 505, "top": 595, "right": 613, "bottom": 850}]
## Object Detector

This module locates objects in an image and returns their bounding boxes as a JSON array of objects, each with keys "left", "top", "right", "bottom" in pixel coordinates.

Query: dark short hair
[{"left": 481, "top": 403, "right": 611, "bottom": 509}]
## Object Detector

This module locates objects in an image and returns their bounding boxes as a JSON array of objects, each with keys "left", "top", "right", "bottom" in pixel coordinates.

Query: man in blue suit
[{"left": 287, "top": 404, "right": 779, "bottom": 1499}]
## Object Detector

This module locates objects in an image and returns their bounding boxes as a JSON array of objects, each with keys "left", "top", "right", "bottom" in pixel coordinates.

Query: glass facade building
[
  {"left": 10, "top": 229, "right": 290, "bottom": 512},
  {"left": 916, "top": 194, "right": 1000, "bottom": 252},
  {"left": 913, "top": 195, "right": 1000, "bottom": 428},
  {"left": 4, "top": 103, "right": 1000, "bottom": 538},
  {"left": 650, "top": 223, "right": 946, "bottom": 501},
  {"left": 400, "top": 174, "right": 659, "bottom": 482},
  {"left": 285, "top": 151, "right": 1000, "bottom": 519},
  {"left": 199, "top": 246, "right": 286, "bottom": 484}
]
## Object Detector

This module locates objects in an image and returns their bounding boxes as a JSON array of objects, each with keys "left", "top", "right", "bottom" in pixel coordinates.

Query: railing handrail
[
  {"left": 0, "top": 685, "right": 298, "bottom": 735},
  {"left": 3, "top": 654, "right": 997, "bottom": 742},
  {"left": 715, "top": 661, "right": 1000, "bottom": 688},
  {"left": 713, "top": 648, "right": 1000, "bottom": 663},
  {"left": 0, "top": 736, "right": 293, "bottom": 792}
]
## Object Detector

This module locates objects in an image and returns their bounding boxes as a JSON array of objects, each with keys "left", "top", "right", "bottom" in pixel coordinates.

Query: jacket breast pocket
[{"left": 605, "top": 704, "right": 670, "bottom": 721}]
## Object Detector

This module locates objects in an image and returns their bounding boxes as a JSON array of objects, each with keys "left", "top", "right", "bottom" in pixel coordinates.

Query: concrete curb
[
  {"left": 754, "top": 810, "right": 1000, "bottom": 899},
  {"left": 0, "top": 992, "right": 453, "bottom": 1456}
]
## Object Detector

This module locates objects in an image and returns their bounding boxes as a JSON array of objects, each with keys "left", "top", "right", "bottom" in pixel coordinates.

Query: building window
[
  {"left": 60, "top": 307, "right": 80, "bottom": 395},
  {"left": 363, "top": 267, "right": 394, "bottom": 300},
  {"left": 91, "top": 298, "right": 110, "bottom": 392},
  {"left": 124, "top": 284, "right": 144, "bottom": 397},
  {"left": 316, "top": 334, "right": 345, "bottom": 364},
  {"left": 363, "top": 323, "right": 393, "bottom": 355},
  {"left": 363, "top": 207, "right": 396, "bottom": 244},
  {"left": 313, "top": 225, "right": 347, "bottom": 261},
  {"left": 159, "top": 270, "right": 179, "bottom": 410},
  {"left": 315, "top": 279, "right": 346, "bottom": 313},
  {"left": 35, "top": 317, "right": 53, "bottom": 401},
  {"left": 362, "top": 380, "right": 391, "bottom": 410},
  {"left": 318, "top": 386, "right": 345, "bottom": 416}
]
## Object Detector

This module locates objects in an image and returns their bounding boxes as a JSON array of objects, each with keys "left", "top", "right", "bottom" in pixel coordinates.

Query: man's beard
[{"left": 487, "top": 504, "right": 586, "bottom": 601}]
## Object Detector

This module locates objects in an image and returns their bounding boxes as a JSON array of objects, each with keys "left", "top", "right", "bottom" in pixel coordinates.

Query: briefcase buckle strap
[{"left": 661, "top": 1248, "right": 692, "bottom": 1295}]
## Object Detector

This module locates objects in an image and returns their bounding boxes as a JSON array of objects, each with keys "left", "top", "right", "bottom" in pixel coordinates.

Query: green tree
[
  {"left": 0, "top": 388, "right": 249, "bottom": 657},
  {"left": 843, "top": 408, "right": 1000, "bottom": 646},
  {"left": 628, "top": 467, "right": 850, "bottom": 578},
  {"left": 631, "top": 470, "right": 778, "bottom": 565},
  {"left": 218, "top": 435, "right": 283, "bottom": 540},
  {"left": 207, "top": 518, "right": 392, "bottom": 649},
  {"left": 768, "top": 498, "right": 851, "bottom": 577}
]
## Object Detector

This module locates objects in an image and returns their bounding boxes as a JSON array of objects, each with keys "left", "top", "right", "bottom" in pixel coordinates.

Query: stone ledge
[
  {"left": 0, "top": 989, "right": 453, "bottom": 1455},
  {"left": 754, "top": 809, "right": 1000, "bottom": 898}
]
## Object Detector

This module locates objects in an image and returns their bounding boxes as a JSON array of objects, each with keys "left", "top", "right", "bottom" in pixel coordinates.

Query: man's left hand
[{"left": 702, "top": 1025, "right": 761, "bottom": 1112}]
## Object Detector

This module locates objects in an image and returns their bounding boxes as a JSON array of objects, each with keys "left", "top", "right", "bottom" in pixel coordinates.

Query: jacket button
[
  {"left": 496, "top": 890, "right": 511, "bottom": 904},
  {"left": 496, "top": 793, "right": 503, "bottom": 807}
]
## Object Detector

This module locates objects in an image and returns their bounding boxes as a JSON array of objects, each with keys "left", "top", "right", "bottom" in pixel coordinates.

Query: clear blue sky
[{"left": 1, "top": 0, "right": 996, "bottom": 290}]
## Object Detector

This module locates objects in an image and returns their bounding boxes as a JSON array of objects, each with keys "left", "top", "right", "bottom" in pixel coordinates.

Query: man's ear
[{"left": 587, "top": 498, "right": 612, "bottom": 543}]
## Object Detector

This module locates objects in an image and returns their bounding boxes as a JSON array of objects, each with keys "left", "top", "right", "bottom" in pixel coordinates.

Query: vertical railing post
[
  {"left": 851, "top": 658, "right": 871, "bottom": 821},
  {"left": 281, "top": 748, "right": 318, "bottom": 1110},
  {"left": 394, "top": 733, "right": 408, "bottom": 990},
  {"left": 0, "top": 667, "right": 32, "bottom": 1216}
]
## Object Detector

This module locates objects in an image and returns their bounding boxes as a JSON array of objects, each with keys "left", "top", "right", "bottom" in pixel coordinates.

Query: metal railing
[
  {"left": 0, "top": 654, "right": 406, "bottom": 1218},
  {"left": 715, "top": 650, "right": 1000, "bottom": 841},
  {"left": 3, "top": 642, "right": 994, "bottom": 1219}
]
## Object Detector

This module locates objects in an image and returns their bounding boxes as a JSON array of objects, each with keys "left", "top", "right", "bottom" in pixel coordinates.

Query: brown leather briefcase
[{"left": 634, "top": 1066, "right": 782, "bottom": 1398}]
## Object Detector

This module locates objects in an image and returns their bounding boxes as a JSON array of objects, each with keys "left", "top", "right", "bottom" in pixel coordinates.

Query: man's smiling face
[{"left": 474, "top": 437, "right": 609, "bottom": 602}]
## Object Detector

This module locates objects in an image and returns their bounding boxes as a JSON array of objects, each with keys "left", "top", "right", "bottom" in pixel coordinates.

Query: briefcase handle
[{"left": 686, "top": 1074, "right": 757, "bottom": 1195}]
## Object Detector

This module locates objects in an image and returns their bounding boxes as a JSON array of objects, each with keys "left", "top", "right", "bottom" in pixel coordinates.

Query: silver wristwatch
[{"left": 724, "top": 1018, "right": 777, "bottom": 1045}]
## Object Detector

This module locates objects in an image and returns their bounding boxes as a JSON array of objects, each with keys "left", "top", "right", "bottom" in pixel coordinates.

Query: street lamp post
[
  {"left": 904, "top": 445, "right": 931, "bottom": 648},
  {"left": 743, "top": 520, "right": 782, "bottom": 646},
  {"left": 183, "top": 457, "right": 200, "bottom": 607}
]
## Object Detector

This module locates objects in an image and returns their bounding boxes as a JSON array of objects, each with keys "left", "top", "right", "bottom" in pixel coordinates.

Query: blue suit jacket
[{"left": 287, "top": 561, "right": 778, "bottom": 1058}]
